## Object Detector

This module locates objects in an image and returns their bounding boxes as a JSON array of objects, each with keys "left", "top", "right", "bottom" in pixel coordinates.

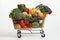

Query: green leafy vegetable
[
  {"left": 9, "top": 8, "right": 21, "bottom": 19},
  {"left": 16, "top": 13, "right": 26, "bottom": 20},
  {"left": 18, "top": 4, "right": 26, "bottom": 12},
  {"left": 35, "top": 4, "right": 51, "bottom": 14}
]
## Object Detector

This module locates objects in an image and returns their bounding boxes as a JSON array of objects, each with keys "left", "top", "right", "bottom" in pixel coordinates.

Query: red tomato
[
  {"left": 23, "top": 8, "right": 29, "bottom": 13},
  {"left": 23, "top": 26, "right": 27, "bottom": 28},
  {"left": 26, "top": 23, "right": 32, "bottom": 28},
  {"left": 24, "top": 20, "right": 30, "bottom": 24},
  {"left": 19, "top": 20, "right": 24, "bottom": 23}
]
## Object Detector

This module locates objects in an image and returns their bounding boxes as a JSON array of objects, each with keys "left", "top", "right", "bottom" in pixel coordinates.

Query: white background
[{"left": 0, "top": 0, "right": 60, "bottom": 40}]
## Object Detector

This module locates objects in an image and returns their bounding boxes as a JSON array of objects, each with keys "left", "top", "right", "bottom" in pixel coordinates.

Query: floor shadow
[{"left": 0, "top": 32, "right": 41, "bottom": 38}]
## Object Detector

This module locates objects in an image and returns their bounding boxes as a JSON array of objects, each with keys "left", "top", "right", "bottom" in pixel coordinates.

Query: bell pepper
[{"left": 29, "top": 8, "right": 36, "bottom": 15}]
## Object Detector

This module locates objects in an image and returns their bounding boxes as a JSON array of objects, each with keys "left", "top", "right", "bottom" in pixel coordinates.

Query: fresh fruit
[
  {"left": 32, "top": 22, "right": 39, "bottom": 28},
  {"left": 32, "top": 12, "right": 38, "bottom": 17},
  {"left": 19, "top": 20, "right": 24, "bottom": 25},
  {"left": 23, "top": 8, "right": 29, "bottom": 13},
  {"left": 26, "top": 23, "right": 32, "bottom": 28},
  {"left": 15, "top": 24, "right": 21, "bottom": 29},
  {"left": 13, "top": 19, "right": 17, "bottom": 24},
  {"left": 18, "top": 4, "right": 26, "bottom": 12},
  {"left": 23, "top": 26, "right": 27, "bottom": 28},
  {"left": 9, "top": 4, "right": 52, "bottom": 29},
  {"left": 20, "top": 22, "right": 25, "bottom": 28},
  {"left": 38, "top": 12, "right": 44, "bottom": 19},
  {"left": 18, "top": 20, "right": 27, "bottom": 28},
  {"left": 19, "top": 20, "right": 24, "bottom": 23},
  {"left": 24, "top": 20, "right": 30, "bottom": 24},
  {"left": 29, "top": 8, "right": 36, "bottom": 15}
]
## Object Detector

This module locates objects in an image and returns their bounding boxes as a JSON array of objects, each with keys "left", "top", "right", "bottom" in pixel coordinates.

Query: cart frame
[{"left": 13, "top": 14, "right": 47, "bottom": 38}]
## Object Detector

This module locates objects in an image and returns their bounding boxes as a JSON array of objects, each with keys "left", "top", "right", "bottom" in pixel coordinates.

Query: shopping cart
[
  {"left": 12, "top": 14, "right": 46, "bottom": 38},
  {"left": 9, "top": 4, "right": 52, "bottom": 38}
]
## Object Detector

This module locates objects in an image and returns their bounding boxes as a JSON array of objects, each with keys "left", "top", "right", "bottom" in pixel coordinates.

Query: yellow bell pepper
[
  {"left": 29, "top": 8, "right": 36, "bottom": 15},
  {"left": 38, "top": 12, "right": 44, "bottom": 19}
]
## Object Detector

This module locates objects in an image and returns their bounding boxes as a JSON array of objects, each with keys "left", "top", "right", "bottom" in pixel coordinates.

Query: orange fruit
[{"left": 15, "top": 24, "right": 21, "bottom": 29}]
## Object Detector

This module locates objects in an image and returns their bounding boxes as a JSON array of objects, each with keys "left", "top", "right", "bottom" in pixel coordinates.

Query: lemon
[
  {"left": 29, "top": 8, "right": 36, "bottom": 15},
  {"left": 15, "top": 24, "right": 21, "bottom": 29},
  {"left": 38, "top": 12, "right": 44, "bottom": 19}
]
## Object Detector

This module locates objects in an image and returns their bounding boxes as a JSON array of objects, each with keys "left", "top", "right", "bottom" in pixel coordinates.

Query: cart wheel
[
  {"left": 41, "top": 34, "right": 45, "bottom": 38},
  {"left": 17, "top": 34, "right": 21, "bottom": 38},
  {"left": 17, "top": 30, "right": 21, "bottom": 33},
  {"left": 40, "top": 30, "right": 44, "bottom": 34},
  {"left": 17, "top": 30, "right": 21, "bottom": 38}
]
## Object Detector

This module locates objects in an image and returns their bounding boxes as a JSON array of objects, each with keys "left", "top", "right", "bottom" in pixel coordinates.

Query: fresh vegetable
[
  {"left": 32, "top": 22, "right": 39, "bottom": 28},
  {"left": 18, "top": 4, "right": 26, "bottom": 12},
  {"left": 15, "top": 24, "right": 21, "bottom": 29},
  {"left": 26, "top": 14, "right": 33, "bottom": 22},
  {"left": 48, "top": 9, "right": 52, "bottom": 14},
  {"left": 38, "top": 12, "right": 44, "bottom": 19},
  {"left": 24, "top": 20, "right": 30, "bottom": 24},
  {"left": 29, "top": 8, "right": 36, "bottom": 15},
  {"left": 23, "top": 8, "right": 29, "bottom": 13},
  {"left": 35, "top": 4, "right": 52, "bottom": 14},
  {"left": 23, "top": 12, "right": 28, "bottom": 15},
  {"left": 9, "top": 8, "right": 21, "bottom": 19},
  {"left": 27, "top": 14, "right": 32, "bottom": 17},
  {"left": 13, "top": 19, "right": 17, "bottom": 24},
  {"left": 26, "top": 23, "right": 32, "bottom": 28},
  {"left": 32, "top": 12, "right": 38, "bottom": 17},
  {"left": 15, "top": 13, "right": 26, "bottom": 20},
  {"left": 19, "top": 20, "right": 26, "bottom": 28},
  {"left": 9, "top": 4, "right": 52, "bottom": 28}
]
